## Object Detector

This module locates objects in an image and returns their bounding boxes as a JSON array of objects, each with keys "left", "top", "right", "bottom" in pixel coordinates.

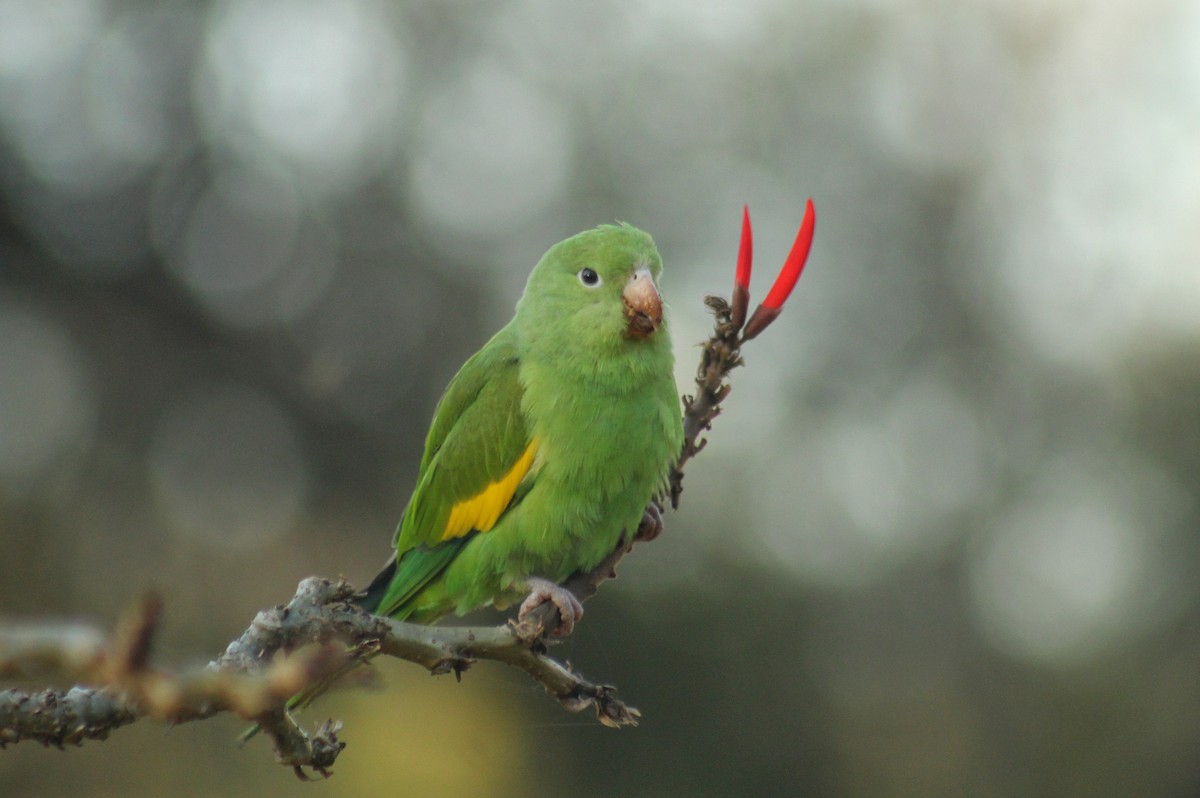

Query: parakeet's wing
[{"left": 371, "top": 326, "right": 537, "bottom": 618}]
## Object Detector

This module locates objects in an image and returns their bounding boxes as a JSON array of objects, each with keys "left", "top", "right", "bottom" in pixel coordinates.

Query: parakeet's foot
[
  {"left": 519, "top": 577, "right": 584, "bottom": 638},
  {"left": 636, "top": 503, "right": 664, "bottom": 542}
]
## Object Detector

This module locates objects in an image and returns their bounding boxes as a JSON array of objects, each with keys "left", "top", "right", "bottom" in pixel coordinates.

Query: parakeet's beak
[{"left": 623, "top": 267, "right": 663, "bottom": 339}]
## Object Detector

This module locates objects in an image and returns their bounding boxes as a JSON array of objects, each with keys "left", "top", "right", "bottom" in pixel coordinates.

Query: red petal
[
  {"left": 736, "top": 204, "right": 753, "bottom": 291},
  {"left": 761, "top": 198, "right": 815, "bottom": 311}
]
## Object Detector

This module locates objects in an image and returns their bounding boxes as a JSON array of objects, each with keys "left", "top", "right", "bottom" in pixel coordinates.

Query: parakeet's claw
[
  {"left": 636, "top": 503, "right": 664, "bottom": 542},
  {"left": 519, "top": 577, "right": 584, "bottom": 638}
]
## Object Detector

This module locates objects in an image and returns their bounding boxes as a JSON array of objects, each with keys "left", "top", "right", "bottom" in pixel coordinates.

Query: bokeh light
[
  {"left": 956, "top": 1, "right": 1200, "bottom": 369},
  {"left": 407, "top": 61, "right": 571, "bottom": 245},
  {"left": 966, "top": 451, "right": 1194, "bottom": 666},
  {"left": 197, "top": 0, "right": 407, "bottom": 195},
  {"left": 155, "top": 163, "right": 339, "bottom": 328}
]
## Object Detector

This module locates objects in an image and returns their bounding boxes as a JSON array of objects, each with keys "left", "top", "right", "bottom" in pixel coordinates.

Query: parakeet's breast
[
  {"left": 511, "top": 355, "right": 681, "bottom": 565},
  {"left": 436, "top": 350, "right": 680, "bottom": 613}
]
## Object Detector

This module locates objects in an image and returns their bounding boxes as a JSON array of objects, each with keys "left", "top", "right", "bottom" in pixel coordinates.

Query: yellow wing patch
[{"left": 440, "top": 438, "right": 540, "bottom": 541}]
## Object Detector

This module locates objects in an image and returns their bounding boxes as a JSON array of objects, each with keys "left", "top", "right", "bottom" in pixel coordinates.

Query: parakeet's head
[{"left": 515, "top": 224, "right": 670, "bottom": 370}]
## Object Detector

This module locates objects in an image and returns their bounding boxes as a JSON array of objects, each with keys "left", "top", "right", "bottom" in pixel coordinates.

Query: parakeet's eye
[{"left": 577, "top": 268, "right": 601, "bottom": 287}]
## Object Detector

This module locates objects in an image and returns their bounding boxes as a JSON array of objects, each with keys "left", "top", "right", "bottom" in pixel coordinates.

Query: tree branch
[
  {"left": 0, "top": 293, "right": 759, "bottom": 776},
  {"left": 0, "top": 576, "right": 641, "bottom": 773},
  {"left": 671, "top": 295, "right": 745, "bottom": 508}
]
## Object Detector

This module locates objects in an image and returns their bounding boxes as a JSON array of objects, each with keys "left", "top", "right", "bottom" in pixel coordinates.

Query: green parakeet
[{"left": 357, "top": 222, "right": 683, "bottom": 632}]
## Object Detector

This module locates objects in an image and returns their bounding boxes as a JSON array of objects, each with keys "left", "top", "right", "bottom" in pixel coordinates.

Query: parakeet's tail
[{"left": 356, "top": 555, "right": 397, "bottom": 615}]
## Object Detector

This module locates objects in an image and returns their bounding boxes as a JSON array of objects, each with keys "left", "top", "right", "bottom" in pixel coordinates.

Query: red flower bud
[
  {"left": 761, "top": 198, "right": 815, "bottom": 311},
  {"left": 736, "top": 204, "right": 753, "bottom": 291},
  {"left": 741, "top": 198, "right": 816, "bottom": 340}
]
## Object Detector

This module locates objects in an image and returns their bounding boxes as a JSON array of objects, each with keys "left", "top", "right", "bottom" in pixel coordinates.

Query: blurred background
[{"left": 2, "top": 0, "right": 1199, "bottom": 795}]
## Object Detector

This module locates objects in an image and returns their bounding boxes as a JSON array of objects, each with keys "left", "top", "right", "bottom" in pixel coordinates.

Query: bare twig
[
  {"left": 671, "top": 295, "right": 744, "bottom": 508},
  {"left": 0, "top": 576, "right": 641, "bottom": 772}
]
